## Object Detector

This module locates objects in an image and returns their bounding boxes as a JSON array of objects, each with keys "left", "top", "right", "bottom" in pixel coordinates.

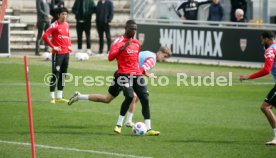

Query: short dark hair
[
  {"left": 58, "top": 7, "right": 68, "bottom": 15},
  {"left": 261, "top": 31, "right": 275, "bottom": 40},
  {"left": 125, "top": 20, "right": 136, "bottom": 27}
]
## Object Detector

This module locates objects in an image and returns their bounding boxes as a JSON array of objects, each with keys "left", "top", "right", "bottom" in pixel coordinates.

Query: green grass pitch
[{"left": 0, "top": 57, "right": 276, "bottom": 158}]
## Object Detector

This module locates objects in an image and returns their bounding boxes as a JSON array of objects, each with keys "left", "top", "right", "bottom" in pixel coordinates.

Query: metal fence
[{"left": 130, "top": 0, "right": 275, "bottom": 24}]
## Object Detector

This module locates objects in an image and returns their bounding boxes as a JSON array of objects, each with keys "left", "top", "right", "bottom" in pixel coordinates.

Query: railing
[
  {"left": 130, "top": 0, "right": 147, "bottom": 19},
  {"left": 131, "top": 0, "right": 274, "bottom": 23},
  {"left": 134, "top": 18, "right": 276, "bottom": 30}
]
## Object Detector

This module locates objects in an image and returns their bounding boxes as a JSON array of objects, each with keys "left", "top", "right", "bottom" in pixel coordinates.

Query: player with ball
[{"left": 68, "top": 20, "right": 171, "bottom": 136}]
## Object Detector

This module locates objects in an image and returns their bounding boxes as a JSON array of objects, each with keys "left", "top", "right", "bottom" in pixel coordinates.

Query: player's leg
[
  {"left": 133, "top": 76, "right": 159, "bottom": 136},
  {"left": 49, "top": 53, "right": 59, "bottom": 103},
  {"left": 68, "top": 92, "right": 115, "bottom": 105},
  {"left": 261, "top": 102, "right": 276, "bottom": 129},
  {"left": 114, "top": 76, "right": 134, "bottom": 134},
  {"left": 125, "top": 92, "right": 139, "bottom": 127},
  {"left": 56, "top": 54, "right": 69, "bottom": 103},
  {"left": 68, "top": 72, "right": 120, "bottom": 105},
  {"left": 262, "top": 85, "right": 276, "bottom": 145}
]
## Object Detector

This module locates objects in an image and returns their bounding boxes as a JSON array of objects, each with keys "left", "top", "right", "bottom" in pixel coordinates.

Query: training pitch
[{"left": 0, "top": 57, "right": 275, "bottom": 158}]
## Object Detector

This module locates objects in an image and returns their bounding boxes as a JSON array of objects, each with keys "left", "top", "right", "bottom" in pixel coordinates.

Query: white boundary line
[
  {"left": 0, "top": 140, "right": 152, "bottom": 158},
  {"left": 0, "top": 82, "right": 274, "bottom": 86}
]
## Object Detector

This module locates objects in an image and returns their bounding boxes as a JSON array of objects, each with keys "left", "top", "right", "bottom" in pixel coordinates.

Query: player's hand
[
  {"left": 68, "top": 46, "right": 72, "bottom": 52},
  {"left": 181, "top": 16, "right": 186, "bottom": 20},
  {"left": 53, "top": 46, "right": 61, "bottom": 52},
  {"left": 145, "top": 72, "right": 157, "bottom": 79},
  {"left": 48, "top": 15, "right": 53, "bottom": 20},
  {"left": 240, "top": 75, "right": 249, "bottom": 82},
  {"left": 120, "top": 41, "right": 130, "bottom": 52}
]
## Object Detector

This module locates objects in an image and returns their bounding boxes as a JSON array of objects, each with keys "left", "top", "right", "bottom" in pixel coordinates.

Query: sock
[
  {"left": 50, "top": 92, "right": 55, "bottom": 99},
  {"left": 145, "top": 119, "right": 151, "bottom": 130},
  {"left": 78, "top": 94, "right": 89, "bottom": 100},
  {"left": 125, "top": 112, "right": 133, "bottom": 124},
  {"left": 57, "top": 90, "right": 63, "bottom": 99},
  {"left": 274, "top": 128, "right": 276, "bottom": 139},
  {"left": 116, "top": 115, "right": 125, "bottom": 127}
]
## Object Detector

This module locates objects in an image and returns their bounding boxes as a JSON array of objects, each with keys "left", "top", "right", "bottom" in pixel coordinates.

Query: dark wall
[{"left": 137, "top": 23, "right": 276, "bottom": 62}]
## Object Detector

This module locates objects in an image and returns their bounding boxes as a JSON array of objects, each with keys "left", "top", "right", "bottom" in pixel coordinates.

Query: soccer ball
[
  {"left": 75, "top": 53, "right": 89, "bottom": 61},
  {"left": 132, "top": 122, "right": 147, "bottom": 136},
  {"left": 82, "top": 53, "right": 89, "bottom": 60},
  {"left": 42, "top": 52, "right": 51, "bottom": 61}
]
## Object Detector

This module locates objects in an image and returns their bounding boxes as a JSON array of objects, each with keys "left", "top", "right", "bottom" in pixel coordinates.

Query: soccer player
[
  {"left": 240, "top": 31, "right": 276, "bottom": 145},
  {"left": 69, "top": 20, "right": 168, "bottom": 136},
  {"left": 68, "top": 46, "right": 171, "bottom": 127},
  {"left": 108, "top": 19, "right": 161, "bottom": 136},
  {"left": 42, "top": 8, "right": 72, "bottom": 104},
  {"left": 124, "top": 47, "right": 171, "bottom": 127}
]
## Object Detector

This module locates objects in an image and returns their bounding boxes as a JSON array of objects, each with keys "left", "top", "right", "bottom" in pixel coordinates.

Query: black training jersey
[{"left": 176, "top": 0, "right": 211, "bottom": 20}]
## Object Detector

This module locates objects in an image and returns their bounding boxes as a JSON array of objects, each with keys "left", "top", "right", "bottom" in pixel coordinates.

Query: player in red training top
[
  {"left": 240, "top": 31, "right": 276, "bottom": 145},
  {"left": 42, "top": 7, "right": 72, "bottom": 104},
  {"left": 109, "top": 20, "right": 159, "bottom": 136},
  {"left": 67, "top": 46, "right": 171, "bottom": 128}
]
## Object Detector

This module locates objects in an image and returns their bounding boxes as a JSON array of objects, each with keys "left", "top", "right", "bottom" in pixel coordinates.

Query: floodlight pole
[
  {"left": 24, "top": 56, "right": 36, "bottom": 158},
  {"left": 263, "top": 0, "right": 270, "bottom": 23}
]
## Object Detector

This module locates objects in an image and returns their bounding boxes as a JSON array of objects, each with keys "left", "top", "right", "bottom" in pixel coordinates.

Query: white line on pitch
[
  {"left": 0, "top": 140, "right": 152, "bottom": 158},
  {"left": 0, "top": 82, "right": 275, "bottom": 86}
]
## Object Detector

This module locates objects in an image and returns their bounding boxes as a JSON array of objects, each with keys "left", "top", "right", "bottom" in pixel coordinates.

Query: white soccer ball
[
  {"left": 42, "top": 52, "right": 51, "bottom": 61},
  {"left": 75, "top": 52, "right": 82, "bottom": 61},
  {"left": 82, "top": 53, "right": 90, "bottom": 60},
  {"left": 75, "top": 53, "right": 89, "bottom": 61},
  {"left": 132, "top": 122, "right": 147, "bottom": 136}
]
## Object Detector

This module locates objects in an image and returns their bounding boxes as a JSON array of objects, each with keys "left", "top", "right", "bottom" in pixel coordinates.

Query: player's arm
[
  {"left": 108, "top": 43, "right": 122, "bottom": 61},
  {"left": 199, "top": 0, "right": 212, "bottom": 6},
  {"left": 42, "top": 24, "right": 60, "bottom": 52},
  {"left": 108, "top": 38, "right": 128, "bottom": 61},
  {"left": 140, "top": 57, "right": 156, "bottom": 77},
  {"left": 68, "top": 25, "right": 72, "bottom": 52},
  {"left": 175, "top": 1, "right": 185, "bottom": 18},
  {"left": 240, "top": 50, "right": 274, "bottom": 80}
]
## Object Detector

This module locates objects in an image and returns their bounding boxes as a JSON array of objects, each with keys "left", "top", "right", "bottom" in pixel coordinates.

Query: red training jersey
[
  {"left": 249, "top": 42, "right": 276, "bottom": 79},
  {"left": 108, "top": 35, "right": 141, "bottom": 75},
  {"left": 42, "top": 20, "right": 71, "bottom": 54}
]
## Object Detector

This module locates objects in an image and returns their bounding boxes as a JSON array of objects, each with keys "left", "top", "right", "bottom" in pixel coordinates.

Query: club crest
[{"left": 240, "top": 39, "right": 247, "bottom": 52}]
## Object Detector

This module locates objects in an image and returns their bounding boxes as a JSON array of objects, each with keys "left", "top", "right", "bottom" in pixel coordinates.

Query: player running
[
  {"left": 68, "top": 46, "right": 171, "bottom": 127},
  {"left": 43, "top": 8, "right": 72, "bottom": 104},
  {"left": 69, "top": 20, "right": 170, "bottom": 136},
  {"left": 240, "top": 31, "right": 276, "bottom": 145}
]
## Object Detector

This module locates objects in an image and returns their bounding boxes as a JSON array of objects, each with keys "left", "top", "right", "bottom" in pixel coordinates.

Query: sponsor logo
[
  {"left": 58, "top": 35, "right": 69, "bottom": 39},
  {"left": 159, "top": 29, "right": 223, "bottom": 57},
  {"left": 240, "top": 39, "right": 247, "bottom": 52},
  {"left": 56, "top": 66, "right": 60, "bottom": 71}
]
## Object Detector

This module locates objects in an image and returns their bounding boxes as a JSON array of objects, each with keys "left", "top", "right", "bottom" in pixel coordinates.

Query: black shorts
[
  {"left": 52, "top": 53, "right": 69, "bottom": 73},
  {"left": 108, "top": 71, "right": 121, "bottom": 97},
  {"left": 264, "top": 85, "right": 276, "bottom": 107}
]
